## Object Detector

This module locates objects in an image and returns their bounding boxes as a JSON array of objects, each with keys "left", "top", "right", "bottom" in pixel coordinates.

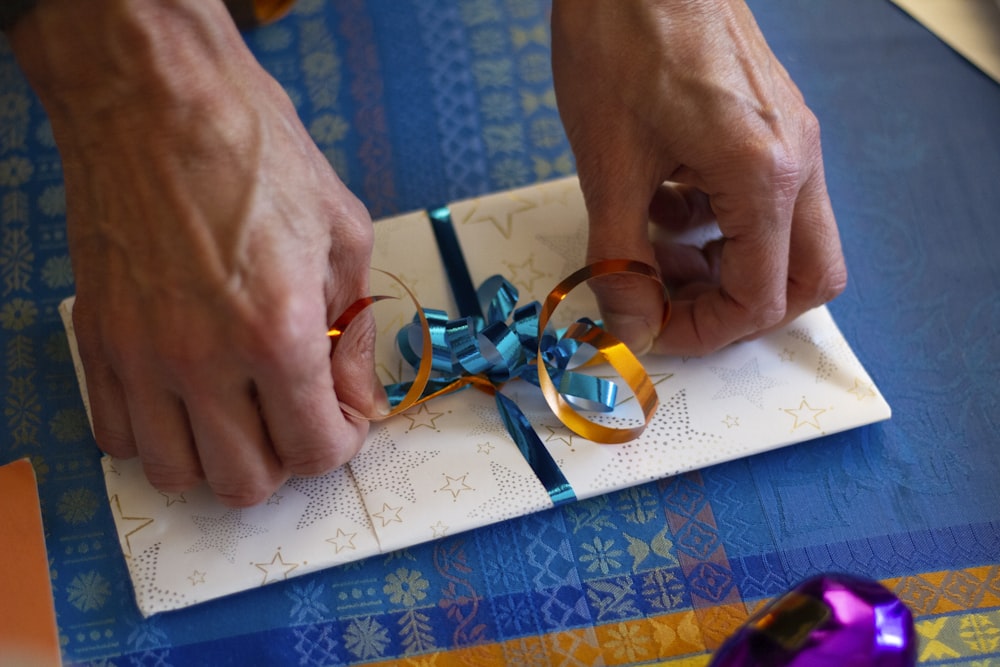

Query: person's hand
[
  {"left": 551, "top": 0, "right": 847, "bottom": 357},
  {"left": 10, "top": 0, "right": 383, "bottom": 506}
]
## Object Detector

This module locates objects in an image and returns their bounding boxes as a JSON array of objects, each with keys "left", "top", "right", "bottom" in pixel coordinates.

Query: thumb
[{"left": 583, "top": 184, "right": 665, "bottom": 357}]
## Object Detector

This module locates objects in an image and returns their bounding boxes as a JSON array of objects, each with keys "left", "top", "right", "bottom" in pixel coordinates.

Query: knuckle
[
  {"left": 142, "top": 460, "right": 201, "bottom": 494},
  {"left": 285, "top": 447, "right": 342, "bottom": 477},
  {"left": 210, "top": 477, "right": 277, "bottom": 508},
  {"left": 93, "top": 425, "right": 136, "bottom": 458}
]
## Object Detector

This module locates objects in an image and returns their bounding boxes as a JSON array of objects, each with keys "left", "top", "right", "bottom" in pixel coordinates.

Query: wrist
[{"left": 8, "top": 0, "right": 266, "bottom": 150}]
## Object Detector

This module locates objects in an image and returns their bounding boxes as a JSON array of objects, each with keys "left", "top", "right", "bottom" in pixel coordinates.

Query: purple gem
[{"left": 710, "top": 573, "right": 917, "bottom": 667}]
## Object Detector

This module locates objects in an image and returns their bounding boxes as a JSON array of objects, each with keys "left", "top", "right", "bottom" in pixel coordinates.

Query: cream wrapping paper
[{"left": 59, "top": 176, "right": 891, "bottom": 616}]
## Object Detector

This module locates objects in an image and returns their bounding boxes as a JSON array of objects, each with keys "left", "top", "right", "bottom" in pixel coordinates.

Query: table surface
[{"left": 1, "top": 1, "right": 998, "bottom": 665}]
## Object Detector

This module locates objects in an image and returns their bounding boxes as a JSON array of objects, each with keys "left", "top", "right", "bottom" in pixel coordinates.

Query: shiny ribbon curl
[{"left": 328, "top": 260, "right": 669, "bottom": 505}]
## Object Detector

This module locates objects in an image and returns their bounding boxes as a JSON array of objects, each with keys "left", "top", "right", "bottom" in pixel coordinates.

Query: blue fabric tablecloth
[{"left": 0, "top": 0, "right": 997, "bottom": 664}]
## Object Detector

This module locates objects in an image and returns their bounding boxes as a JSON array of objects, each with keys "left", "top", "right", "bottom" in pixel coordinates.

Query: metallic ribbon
[{"left": 329, "top": 206, "right": 668, "bottom": 505}]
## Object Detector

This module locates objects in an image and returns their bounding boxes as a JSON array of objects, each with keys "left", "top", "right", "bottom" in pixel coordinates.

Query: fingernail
[
  {"left": 372, "top": 378, "right": 391, "bottom": 417},
  {"left": 605, "top": 315, "right": 655, "bottom": 356}
]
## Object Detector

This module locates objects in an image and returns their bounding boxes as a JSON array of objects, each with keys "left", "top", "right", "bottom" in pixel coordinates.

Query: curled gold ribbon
[{"left": 329, "top": 260, "right": 669, "bottom": 444}]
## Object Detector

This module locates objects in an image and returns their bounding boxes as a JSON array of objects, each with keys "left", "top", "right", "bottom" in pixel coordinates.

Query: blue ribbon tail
[{"left": 494, "top": 391, "right": 577, "bottom": 506}]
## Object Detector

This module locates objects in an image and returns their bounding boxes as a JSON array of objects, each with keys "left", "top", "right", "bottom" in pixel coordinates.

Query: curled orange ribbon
[{"left": 328, "top": 260, "right": 669, "bottom": 445}]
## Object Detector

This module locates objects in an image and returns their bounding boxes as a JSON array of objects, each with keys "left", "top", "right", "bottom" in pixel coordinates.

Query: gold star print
[
  {"left": 848, "top": 378, "right": 877, "bottom": 401},
  {"left": 722, "top": 415, "right": 740, "bottom": 429},
  {"left": 326, "top": 528, "right": 357, "bottom": 554},
  {"left": 110, "top": 494, "right": 154, "bottom": 558},
  {"left": 783, "top": 399, "right": 828, "bottom": 431},
  {"left": 188, "top": 570, "right": 206, "bottom": 586},
  {"left": 403, "top": 403, "right": 445, "bottom": 431},
  {"left": 477, "top": 442, "right": 495, "bottom": 455},
  {"left": 430, "top": 521, "right": 449, "bottom": 538},
  {"left": 779, "top": 348, "right": 796, "bottom": 362},
  {"left": 503, "top": 256, "right": 547, "bottom": 292},
  {"left": 544, "top": 424, "right": 576, "bottom": 449},
  {"left": 372, "top": 503, "right": 403, "bottom": 527},
  {"left": 460, "top": 197, "right": 537, "bottom": 239},
  {"left": 255, "top": 550, "right": 299, "bottom": 585},
  {"left": 159, "top": 491, "right": 187, "bottom": 506},
  {"left": 439, "top": 474, "right": 474, "bottom": 500},
  {"left": 612, "top": 372, "right": 674, "bottom": 407}
]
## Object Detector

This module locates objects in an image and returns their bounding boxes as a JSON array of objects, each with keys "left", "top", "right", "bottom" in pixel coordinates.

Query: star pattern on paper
[
  {"left": 438, "top": 473, "right": 474, "bottom": 500},
  {"left": 477, "top": 442, "right": 495, "bottom": 455},
  {"left": 613, "top": 372, "right": 675, "bottom": 408},
  {"left": 403, "top": 403, "right": 446, "bottom": 431},
  {"left": 535, "top": 230, "right": 588, "bottom": 278},
  {"left": 285, "top": 467, "right": 371, "bottom": 530},
  {"left": 710, "top": 358, "right": 783, "bottom": 409},
  {"left": 721, "top": 415, "right": 740, "bottom": 429},
  {"left": 430, "top": 521, "right": 449, "bottom": 538},
  {"left": 266, "top": 493, "right": 283, "bottom": 505},
  {"left": 185, "top": 509, "right": 267, "bottom": 563},
  {"left": 460, "top": 196, "right": 538, "bottom": 239},
  {"left": 779, "top": 348, "right": 796, "bottom": 362},
  {"left": 159, "top": 491, "right": 187, "bottom": 507},
  {"left": 255, "top": 550, "right": 299, "bottom": 585},
  {"left": 110, "top": 494, "right": 154, "bottom": 558},
  {"left": 783, "top": 399, "right": 828, "bottom": 431},
  {"left": 372, "top": 503, "right": 403, "bottom": 527},
  {"left": 503, "top": 255, "right": 548, "bottom": 293},
  {"left": 787, "top": 328, "right": 854, "bottom": 383},
  {"left": 467, "top": 403, "right": 514, "bottom": 442},
  {"left": 469, "top": 461, "right": 551, "bottom": 522},
  {"left": 350, "top": 428, "right": 441, "bottom": 503},
  {"left": 325, "top": 528, "right": 357, "bottom": 554},
  {"left": 188, "top": 570, "right": 206, "bottom": 586},
  {"left": 543, "top": 423, "right": 576, "bottom": 450},
  {"left": 848, "top": 378, "right": 877, "bottom": 401},
  {"left": 593, "top": 389, "right": 723, "bottom": 490}
]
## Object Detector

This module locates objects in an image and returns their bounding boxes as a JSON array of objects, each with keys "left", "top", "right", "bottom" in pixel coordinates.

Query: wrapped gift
[{"left": 59, "top": 176, "right": 890, "bottom": 616}]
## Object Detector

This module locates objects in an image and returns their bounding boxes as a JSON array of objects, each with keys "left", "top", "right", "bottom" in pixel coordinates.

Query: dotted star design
[
  {"left": 535, "top": 230, "right": 588, "bottom": 278},
  {"left": 848, "top": 378, "right": 877, "bottom": 401},
  {"left": 438, "top": 473, "right": 474, "bottom": 500},
  {"left": 783, "top": 399, "right": 828, "bottom": 431},
  {"left": 188, "top": 570, "right": 206, "bottom": 586},
  {"left": 110, "top": 494, "right": 154, "bottom": 558},
  {"left": 430, "top": 521, "right": 449, "bottom": 538},
  {"left": 325, "top": 528, "right": 357, "bottom": 554},
  {"left": 476, "top": 442, "right": 495, "bottom": 455},
  {"left": 266, "top": 493, "right": 283, "bottom": 506},
  {"left": 372, "top": 503, "right": 403, "bottom": 527},
  {"left": 350, "top": 428, "right": 441, "bottom": 503},
  {"left": 710, "top": 358, "right": 783, "bottom": 409},
  {"left": 403, "top": 403, "right": 446, "bottom": 431},
  {"left": 779, "top": 348, "right": 796, "bottom": 362},
  {"left": 467, "top": 403, "right": 513, "bottom": 442},
  {"left": 787, "top": 328, "right": 854, "bottom": 383},
  {"left": 593, "top": 389, "right": 723, "bottom": 490},
  {"left": 185, "top": 509, "right": 267, "bottom": 564},
  {"left": 721, "top": 415, "right": 740, "bottom": 429},
  {"left": 285, "top": 467, "right": 371, "bottom": 530},
  {"left": 255, "top": 550, "right": 299, "bottom": 585}
]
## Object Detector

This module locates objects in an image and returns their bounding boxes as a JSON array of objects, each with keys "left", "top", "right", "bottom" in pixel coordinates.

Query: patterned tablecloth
[{"left": 0, "top": 0, "right": 997, "bottom": 665}]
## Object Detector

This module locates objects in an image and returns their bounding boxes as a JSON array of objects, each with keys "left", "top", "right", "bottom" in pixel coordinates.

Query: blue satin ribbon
[{"left": 384, "top": 207, "right": 621, "bottom": 506}]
